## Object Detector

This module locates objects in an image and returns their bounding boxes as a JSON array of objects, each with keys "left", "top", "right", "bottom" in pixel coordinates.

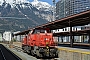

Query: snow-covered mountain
[
  {"left": 0, "top": 0, "right": 53, "bottom": 32},
  {"left": 31, "top": 0, "right": 53, "bottom": 22},
  {"left": 0, "top": 0, "right": 53, "bottom": 10},
  {"left": 0, "top": 0, "right": 53, "bottom": 21},
  {"left": 31, "top": 0, "right": 53, "bottom": 11}
]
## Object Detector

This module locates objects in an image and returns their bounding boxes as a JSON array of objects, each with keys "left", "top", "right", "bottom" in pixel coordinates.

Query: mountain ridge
[{"left": 0, "top": 0, "right": 53, "bottom": 32}]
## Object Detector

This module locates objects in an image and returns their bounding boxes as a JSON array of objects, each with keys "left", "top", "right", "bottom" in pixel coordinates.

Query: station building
[
  {"left": 3, "top": 31, "right": 23, "bottom": 42},
  {"left": 3, "top": 31, "right": 12, "bottom": 41}
]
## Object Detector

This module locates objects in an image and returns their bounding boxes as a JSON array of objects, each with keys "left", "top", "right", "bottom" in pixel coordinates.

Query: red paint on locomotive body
[{"left": 23, "top": 28, "right": 56, "bottom": 47}]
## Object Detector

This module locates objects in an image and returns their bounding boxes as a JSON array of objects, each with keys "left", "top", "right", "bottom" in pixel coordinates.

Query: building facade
[
  {"left": 3, "top": 31, "right": 25, "bottom": 42},
  {"left": 0, "top": 33, "right": 2, "bottom": 41},
  {"left": 3, "top": 31, "right": 12, "bottom": 41},
  {"left": 56, "top": 0, "right": 90, "bottom": 19}
]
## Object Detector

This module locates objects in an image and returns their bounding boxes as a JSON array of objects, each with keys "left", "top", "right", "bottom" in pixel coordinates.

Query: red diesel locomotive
[{"left": 22, "top": 28, "right": 58, "bottom": 58}]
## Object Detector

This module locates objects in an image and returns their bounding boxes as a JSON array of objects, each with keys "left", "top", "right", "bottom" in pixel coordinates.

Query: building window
[
  {"left": 86, "top": 7, "right": 89, "bottom": 8},
  {"left": 63, "top": 29, "right": 64, "bottom": 31},
  {"left": 65, "top": 28, "right": 67, "bottom": 31},
  {"left": 76, "top": 28, "right": 77, "bottom": 31},
  {"left": 73, "top": 28, "right": 74, "bottom": 31}
]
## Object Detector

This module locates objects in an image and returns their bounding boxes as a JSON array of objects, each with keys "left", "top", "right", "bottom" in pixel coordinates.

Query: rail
[
  {"left": 0, "top": 48, "right": 6, "bottom": 60},
  {"left": 13, "top": 45, "right": 23, "bottom": 52},
  {"left": 0, "top": 44, "right": 22, "bottom": 60}
]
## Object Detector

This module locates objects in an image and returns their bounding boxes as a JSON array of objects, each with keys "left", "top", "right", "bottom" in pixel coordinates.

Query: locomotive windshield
[
  {"left": 33, "top": 29, "right": 46, "bottom": 34},
  {"left": 29, "top": 28, "right": 51, "bottom": 34}
]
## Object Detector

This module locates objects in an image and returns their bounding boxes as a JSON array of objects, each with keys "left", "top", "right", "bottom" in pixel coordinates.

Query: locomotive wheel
[
  {"left": 36, "top": 53, "right": 42, "bottom": 58},
  {"left": 36, "top": 50, "right": 40, "bottom": 58},
  {"left": 55, "top": 53, "right": 58, "bottom": 58},
  {"left": 31, "top": 50, "right": 34, "bottom": 56},
  {"left": 23, "top": 46, "right": 27, "bottom": 53},
  {"left": 26, "top": 46, "right": 31, "bottom": 54},
  {"left": 36, "top": 50, "right": 43, "bottom": 58}
]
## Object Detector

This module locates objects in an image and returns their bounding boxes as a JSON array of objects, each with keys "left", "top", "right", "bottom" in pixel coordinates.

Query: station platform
[{"left": 57, "top": 46, "right": 90, "bottom": 60}]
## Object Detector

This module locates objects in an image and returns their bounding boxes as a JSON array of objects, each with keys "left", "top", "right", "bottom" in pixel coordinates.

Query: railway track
[
  {"left": 0, "top": 44, "right": 22, "bottom": 60},
  {"left": 4, "top": 44, "right": 59, "bottom": 60},
  {"left": 13, "top": 45, "right": 23, "bottom": 52},
  {"left": 0, "top": 48, "right": 6, "bottom": 60}
]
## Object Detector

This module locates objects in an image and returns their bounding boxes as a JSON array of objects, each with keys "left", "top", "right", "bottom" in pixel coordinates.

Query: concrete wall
[{"left": 58, "top": 47, "right": 90, "bottom": 60}]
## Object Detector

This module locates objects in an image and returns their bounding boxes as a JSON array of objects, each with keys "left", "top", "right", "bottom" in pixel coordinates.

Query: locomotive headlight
[
  {"left": 46, "top": 46, "right": 49, "bottom": 49},
  {"left": 44, "top": 38, "right": 48, "bottom": 40}
]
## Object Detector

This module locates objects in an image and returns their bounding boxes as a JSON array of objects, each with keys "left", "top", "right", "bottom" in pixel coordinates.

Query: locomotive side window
[
  {"left": 33, "top": 29, "right": 40, "bottom": 34},
  {"left": 31, "top": 28, "right": 50, "bottom": 34},
  {"left": 40, "top": 30, "right": 46, "bottom": 33},
  {"left": 33, "top": 29, "right": 47, "bottom": 34}
]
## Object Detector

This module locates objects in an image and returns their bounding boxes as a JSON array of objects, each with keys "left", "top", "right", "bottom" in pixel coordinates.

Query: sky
[{"left": 29, "top": 0, "right": 59, "bottom": 5}]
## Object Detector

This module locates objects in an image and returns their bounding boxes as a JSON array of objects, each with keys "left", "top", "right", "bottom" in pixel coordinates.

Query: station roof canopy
[
  {"left": 14, "top": 10, "right": 90, "bottom": 36},
  {"left": 35, "top": 10, "right": 90, "bottom": 30},
  {"left": 14, "top": 29, "right": 31, "bottom": 36}
]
